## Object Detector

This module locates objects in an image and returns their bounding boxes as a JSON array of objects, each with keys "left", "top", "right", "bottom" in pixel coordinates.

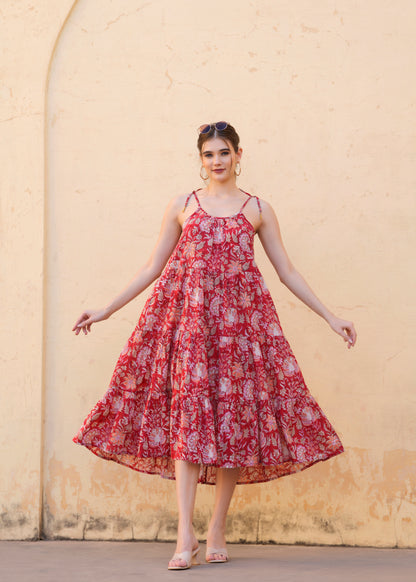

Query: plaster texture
[{"left": 1, "top": 1, "right": 415, "bottom": 546}]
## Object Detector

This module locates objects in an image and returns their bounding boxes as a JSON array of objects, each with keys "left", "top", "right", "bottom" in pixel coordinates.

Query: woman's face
[{"left": 200, "top": 137, "right": 242, "bottom": 183}]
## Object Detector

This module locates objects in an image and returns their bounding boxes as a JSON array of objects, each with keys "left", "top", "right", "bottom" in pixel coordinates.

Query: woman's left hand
[{"left": 327, "top": 315, "right": 357, "bottom": 349}]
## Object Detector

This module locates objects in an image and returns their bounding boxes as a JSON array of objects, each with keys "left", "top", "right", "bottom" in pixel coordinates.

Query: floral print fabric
[{"left": 73, "top": 190, "right": 344, "bottom": 484}]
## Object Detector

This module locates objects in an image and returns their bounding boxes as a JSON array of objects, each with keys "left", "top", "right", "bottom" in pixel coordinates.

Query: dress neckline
[
  {"left": 193, "top": 188, "right": 252, "bottom": 219},
  {"left": 199, "top": 207, "right": 244, "bottom": 219},
  {"left": 190, "top": 206, "right": 256, "bottom": 234}
]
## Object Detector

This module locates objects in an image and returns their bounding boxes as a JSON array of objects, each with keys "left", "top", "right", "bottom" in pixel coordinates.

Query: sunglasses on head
[{"left": 198, "top": 121, "right": 228, "bottom": 134}]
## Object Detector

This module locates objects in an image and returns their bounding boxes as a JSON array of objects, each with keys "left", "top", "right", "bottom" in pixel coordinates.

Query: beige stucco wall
[{"left": 1, "top": 1, "right": 415, "bottom": 546}]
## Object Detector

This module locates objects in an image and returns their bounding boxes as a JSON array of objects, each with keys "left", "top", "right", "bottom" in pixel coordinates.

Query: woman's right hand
[{"left": 72, "top": 308, "right": 110, "bottom": 336}]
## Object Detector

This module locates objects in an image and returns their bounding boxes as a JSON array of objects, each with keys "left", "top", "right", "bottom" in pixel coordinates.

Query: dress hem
[{"left": 73, "top": 438, "right": 344, "bottom": 486}]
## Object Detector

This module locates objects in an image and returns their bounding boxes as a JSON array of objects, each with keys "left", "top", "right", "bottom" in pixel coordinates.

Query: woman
[{"left": 73, "top": 121, "right": 357, "bottom": 570}]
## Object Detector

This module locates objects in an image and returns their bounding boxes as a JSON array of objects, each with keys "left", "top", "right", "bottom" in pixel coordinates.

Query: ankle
[
  {"left": 207, "top": 528, "right": 226, "bottom": 545},
  {"left": 178, "top": 517, "right": 194, "bottom": 529},
  {"left": 175, "top": 526, "right": 197, "bottom": 546},
  {"left": 208, "top": 519, "right": 226, "bottom": 533}
]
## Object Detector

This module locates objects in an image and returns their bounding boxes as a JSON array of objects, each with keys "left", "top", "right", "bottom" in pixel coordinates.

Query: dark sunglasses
[{"left": 198, "top": 121, "right": 228, "bottom": 134}]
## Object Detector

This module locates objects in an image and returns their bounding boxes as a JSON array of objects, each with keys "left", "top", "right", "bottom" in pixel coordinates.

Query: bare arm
[
  {"left": 72, "top": 194, "right": 183, "bottom": 335},
  {"left": 257, "top": 200, "right": 357, "bottom": 348}
]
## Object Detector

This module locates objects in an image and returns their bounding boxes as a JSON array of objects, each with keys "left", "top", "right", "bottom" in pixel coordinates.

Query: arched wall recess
[{"left": 0, "top": 0, "right": 77, "bottom": 541}]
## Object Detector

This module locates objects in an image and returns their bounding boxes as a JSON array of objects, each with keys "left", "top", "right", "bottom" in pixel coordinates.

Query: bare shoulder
[
  {"left": 253, "top": 196, "right": 284, "bottom": 241},
  {"left": 256, "top": 196, "right": 281, "bottom": 226},
  {"left": 164, "top": 192, "right": 187, "bottom": 212},
  {"left": 161, "top": 192, "right": 197, "bottom": 230},
  {"left": 256, "top": 197, "right": 276, "bottom": 217},
  {"left": 160, "top": 192, "right": 190, "bottom": 219},
  {"left": 172, "top": 192, "right": 189, "bottom": 209},
  {"left": 245, "top": 194, "right": 277, "bottom": 232}
]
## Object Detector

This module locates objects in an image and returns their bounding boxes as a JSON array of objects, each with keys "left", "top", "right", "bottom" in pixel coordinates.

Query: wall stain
[
  {"left": 1, "top": 506, "right": 29, "bottom": 529},
  {"left": 312, "top": 516, "right": 336, "bottom": 534},
  {"left": 301, "top": 23, "right": 319, "bottom": 34},
  {"left": 226, "top": 508, "right": 261, "bottom": 542},
  {"left": 0, "top": 504, "right": 38, "bottom": 540},
  {"left": 85, "top": 517, "right": 108, "bottom": 532}
]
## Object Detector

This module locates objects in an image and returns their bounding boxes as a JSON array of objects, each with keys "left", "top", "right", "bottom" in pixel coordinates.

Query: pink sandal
[
  {"left": 205, "top": 547, "right": 229, "bottom": 563},
  {"left": 167, "top": 545, "right": 200, "bottom": 570}
]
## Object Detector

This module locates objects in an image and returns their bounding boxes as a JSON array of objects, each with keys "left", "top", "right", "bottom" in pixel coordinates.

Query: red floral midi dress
[{"left": 73, "top": 189, "right": 344, "bottom": 485}]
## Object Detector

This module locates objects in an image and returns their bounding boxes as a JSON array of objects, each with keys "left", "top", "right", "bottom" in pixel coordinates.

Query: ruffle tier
[{"left": 73, "top": 271, "right": 344, "bottom": 484}]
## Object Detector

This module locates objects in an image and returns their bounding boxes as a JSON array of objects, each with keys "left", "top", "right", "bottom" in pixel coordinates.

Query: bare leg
[
  {"left": 168, "top": 459, "right": 200, "bottom": 568},
  {"left": 206, "top": 466, "right": 240, "bottom": 561}
]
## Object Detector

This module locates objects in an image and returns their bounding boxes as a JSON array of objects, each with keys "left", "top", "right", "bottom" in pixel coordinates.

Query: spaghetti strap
[
  {"left": 239, "top": 191, "right": 263, "bottom": 217},
  {"left": 182, "top": 189, "right": 202, "bottom": 212},
  {"left": 239, "top": 193, "right": 252, "bottom": 213},
  {"left": 255, "top": 195, "right": 262, "bottom": 216}
]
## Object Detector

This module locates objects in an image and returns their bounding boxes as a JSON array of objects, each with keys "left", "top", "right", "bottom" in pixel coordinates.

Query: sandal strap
[
  {"left": 171, "top": 550, "right": 192, "bottom": 562},
  {"left": 170, "top": 546, "right": 200, "bottom": 563}
]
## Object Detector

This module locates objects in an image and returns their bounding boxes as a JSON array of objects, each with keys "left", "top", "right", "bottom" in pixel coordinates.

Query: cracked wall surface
[{"left": 1, "top": 0, "right": 415, "bottom": 546}]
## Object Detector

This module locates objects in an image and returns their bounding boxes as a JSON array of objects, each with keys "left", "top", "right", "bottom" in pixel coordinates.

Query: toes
[
  {"left": 209, "top": 552, "right": 225, "bottom": 560},
  {"left": 169, "top": 558, "right": 186, "bottom": 568}
]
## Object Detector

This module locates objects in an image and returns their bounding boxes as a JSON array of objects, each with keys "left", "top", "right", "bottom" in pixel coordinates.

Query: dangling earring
[
  {"left": 200, "top": 166, "right": 209, "bottom": 180},
  {"left": 235, "top": 162, "right": 241, "bottom": 176}
]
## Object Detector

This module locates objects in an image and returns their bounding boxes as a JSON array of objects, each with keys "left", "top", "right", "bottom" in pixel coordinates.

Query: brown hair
[{"left": 197, "top": 122, "right": 240, "bottom": 154}]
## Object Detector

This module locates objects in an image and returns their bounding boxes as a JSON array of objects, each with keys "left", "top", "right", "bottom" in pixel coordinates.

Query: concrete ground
[{"left": 0, "top": 541, "right": 415, "bottom": 582}]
